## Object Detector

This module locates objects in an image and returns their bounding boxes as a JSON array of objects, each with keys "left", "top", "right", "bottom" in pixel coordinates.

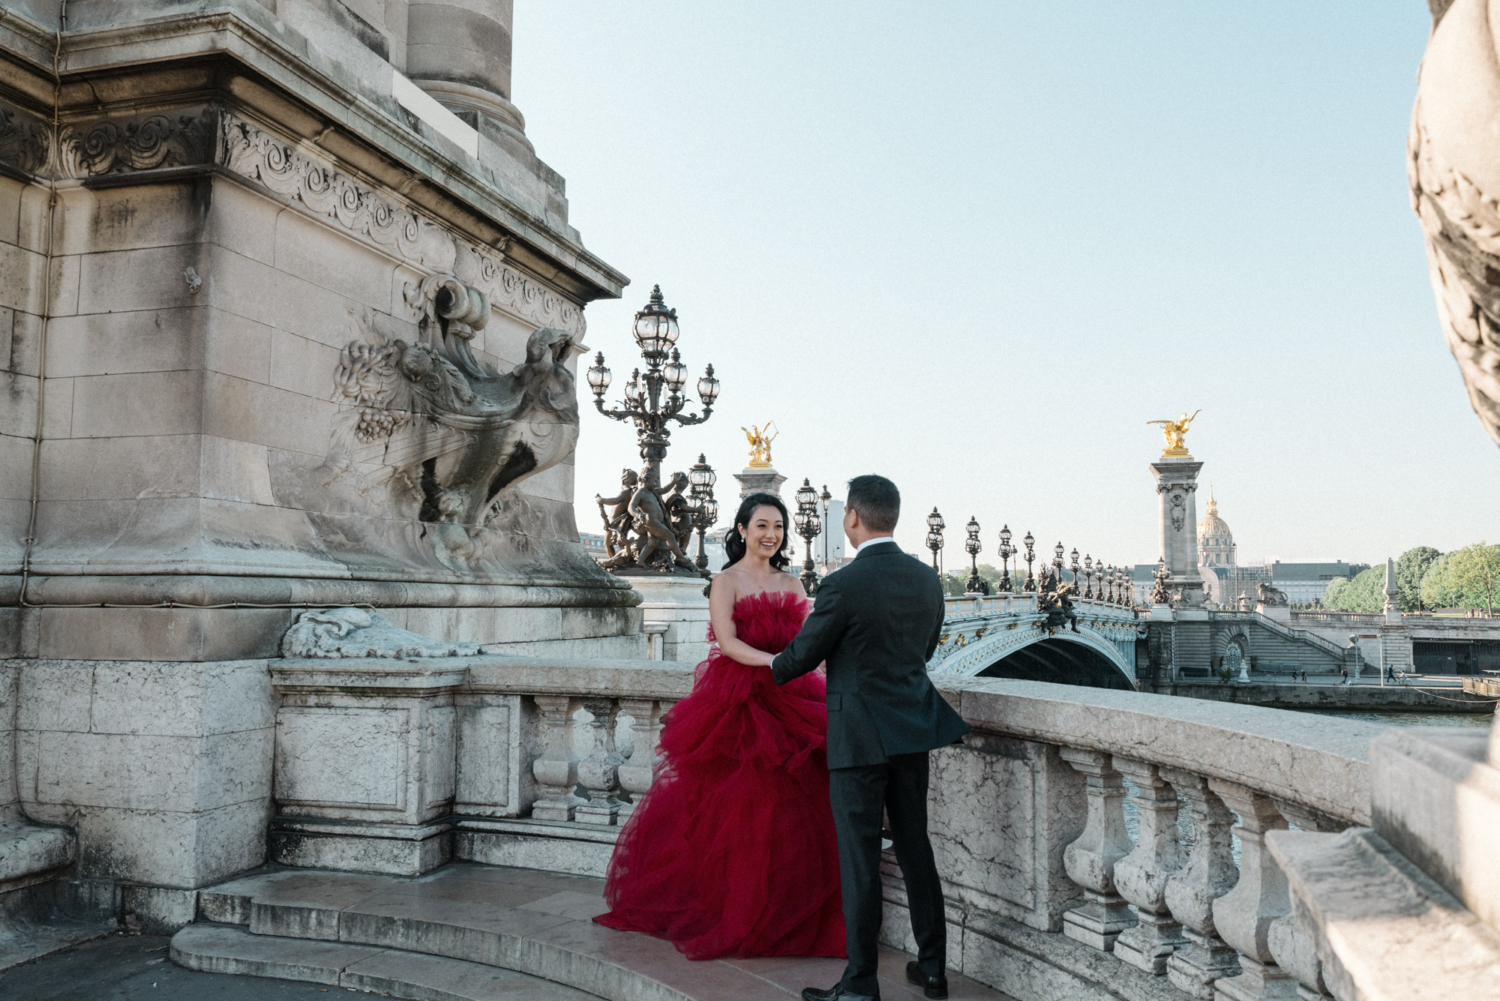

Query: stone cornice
[
  {"left": 0, "top": 94, "right": 588, "bottom": 335},
  {"left": 0, "top": 5, "right": 628, "bottom": 304}
]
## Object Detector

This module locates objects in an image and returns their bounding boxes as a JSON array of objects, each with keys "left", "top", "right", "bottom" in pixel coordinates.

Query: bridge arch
[
  {"left": 975, "top": 634, "right": 1136, "bottom": 690},
  {"left": 928, "top": 610, "right": 1139, "bottom": 690}
]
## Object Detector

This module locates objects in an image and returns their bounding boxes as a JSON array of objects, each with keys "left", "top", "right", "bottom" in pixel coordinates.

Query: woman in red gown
[{"left": 594, "top": 492, "right": 845, "bottom": 960}]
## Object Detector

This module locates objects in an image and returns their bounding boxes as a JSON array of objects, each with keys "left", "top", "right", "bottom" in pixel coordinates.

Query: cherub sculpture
[
  {"left": 596, "top": 468, "right": 640, "bottom": 559},
  {"left": 1147, "top": 409, "right": 1201, "bottom": 456}
]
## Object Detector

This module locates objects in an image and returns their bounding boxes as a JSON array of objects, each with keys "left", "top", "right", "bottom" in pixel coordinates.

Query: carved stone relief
[{"left": 0, "top": 101, "right": 585, "bottom": 338}]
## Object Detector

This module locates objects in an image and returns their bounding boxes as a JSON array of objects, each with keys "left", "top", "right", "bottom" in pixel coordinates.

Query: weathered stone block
[{"left": 928, "top": 734, "right": 1085, "bottom": 932}]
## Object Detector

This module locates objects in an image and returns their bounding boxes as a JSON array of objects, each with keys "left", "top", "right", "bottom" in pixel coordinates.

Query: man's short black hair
[{"left": 846, "top": 474, "right": 899, "bottom": 532}]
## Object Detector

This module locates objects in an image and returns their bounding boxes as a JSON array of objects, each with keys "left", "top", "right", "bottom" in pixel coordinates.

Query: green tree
[
  {"left": 1322, "top": 576, "right": 1350, "bottom": 609},
  {"left": 1420, "top": 552, "right": 1456, "bottom": 609},
  {"left": 1395, "top": 546, "right": 1441, "bottom": 611},
  {"left": 1324, "top": 566, "right": 1385, "bottom": 612},
  {"left": 1446, "top": 543, "right": 1500, "bottom": 615}
]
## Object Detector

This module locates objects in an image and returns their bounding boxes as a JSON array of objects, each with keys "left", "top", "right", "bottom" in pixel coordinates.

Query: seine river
[{"left": 1298, "top": 709, "right": 1493, "bottom": 728}]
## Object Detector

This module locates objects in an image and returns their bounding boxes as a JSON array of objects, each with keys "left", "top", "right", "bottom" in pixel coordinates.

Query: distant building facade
[{"left": 1132, "top": 492, "right": 1368, "bottom": 607}]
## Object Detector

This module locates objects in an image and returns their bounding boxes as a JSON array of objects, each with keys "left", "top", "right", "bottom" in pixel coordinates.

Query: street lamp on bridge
[
  {"left": 926, "top": 508, "right": 946, "bottom": 572},
  {"left": 997, "top": 525, "right": 1014, "bottom": 592},
  {"left": 688, "top": 454, "right": 717, "bottom": 572},
  {"left": 1023, "top": 531, "right": 1036, "bottom": 591},
  {"left": 1083, "top": 554, "right": 1094, "bottom": 599},
  {"left": 819, "top": 484, "right": 832, "bottom": 567},
  {"left": 793, "top": 478, "right": 822, "bottom": 595},
  {"left": 1069, "top": 548, "right": 1080, "bottom": 590},
  {"left": 1052, "top": 542, "right": 1065, "bottom": 587},
  {"left": 964, "top": 517, "right": 983, "bottom": 593}
]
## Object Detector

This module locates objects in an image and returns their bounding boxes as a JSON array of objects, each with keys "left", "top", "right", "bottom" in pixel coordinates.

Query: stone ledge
[
  {"left": 941, "top": 677, "right": 1379, "bottom": 824},
  {"left": 177, "top": 864, "right": 1015, "bottom": 1001},
  {"left": 171, "top": 922, "right": 601, "bottom": 999},
  {"left": 1269, "top": 827, "right": 1500, "bottom": 1001},
  {"left": 0, "top": 819, "right": 76, "bottom": 894}
]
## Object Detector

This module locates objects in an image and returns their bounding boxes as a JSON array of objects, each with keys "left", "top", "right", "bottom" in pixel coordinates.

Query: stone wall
[{"left": 0, "top": 0, "right": 643, "bottom": 661}]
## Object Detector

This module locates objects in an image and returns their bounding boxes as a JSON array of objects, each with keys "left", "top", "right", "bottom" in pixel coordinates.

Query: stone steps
[
  {"left": 172, "top": 923, "right": 602, "bottom": 1000},
  {"left": 170, "top": 863, "right": 1016, "bottom": 1001}
]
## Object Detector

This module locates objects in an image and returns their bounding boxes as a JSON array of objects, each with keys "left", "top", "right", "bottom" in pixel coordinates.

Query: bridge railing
[
  {"left": 267, "top": 658, "right": 1381, "bottom": 1000},
  {"left": 914, "top": 676, "right": 1379, "bottom": 1000},
  {"left": 1290, "top": 610, "right": 1385, "bottom": 626}
]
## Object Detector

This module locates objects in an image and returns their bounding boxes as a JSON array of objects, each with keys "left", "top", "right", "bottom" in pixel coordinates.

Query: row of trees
[
  {"left": 940, "top": 563, "right": 1025, "bottom": 597},
  {"left": 1322, "top": 544, "right": 1500, "bottom": 614}
]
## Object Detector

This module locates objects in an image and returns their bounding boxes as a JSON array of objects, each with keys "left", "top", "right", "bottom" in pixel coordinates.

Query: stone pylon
[{"left": 1151, "top": 457, "right": 1206, "bottom": 608}]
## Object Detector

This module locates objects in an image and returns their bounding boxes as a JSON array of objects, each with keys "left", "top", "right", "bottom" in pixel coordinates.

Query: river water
[{"left": 1296, "top": 709, "right": 1493, "bottom": 729}]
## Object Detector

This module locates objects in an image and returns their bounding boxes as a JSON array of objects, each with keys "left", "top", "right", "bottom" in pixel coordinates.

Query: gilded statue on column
[
  {"left": 742, "top": 421, "right": 778, "bottom": 468},
  {"left": 1147, "top": 410, "right": 1200, "bottom": 457}
]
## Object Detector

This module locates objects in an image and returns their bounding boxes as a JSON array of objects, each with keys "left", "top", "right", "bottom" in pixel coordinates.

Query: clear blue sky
[{"left": 513, "top": 1, "right": 1497, "bottom": 568}]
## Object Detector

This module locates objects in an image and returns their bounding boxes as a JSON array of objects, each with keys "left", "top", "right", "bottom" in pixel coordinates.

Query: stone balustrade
[
  {"left": 240, "top": 654, "right": 1493, "bottom": 1000},
  {"left": 899, "top": 676, "right": 1391, "bottom": 1001}
]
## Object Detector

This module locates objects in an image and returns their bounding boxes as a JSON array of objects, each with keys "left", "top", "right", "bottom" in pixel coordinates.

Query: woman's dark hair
[{"left": 723, "top": 492, "right": 793, "bottom": 570}]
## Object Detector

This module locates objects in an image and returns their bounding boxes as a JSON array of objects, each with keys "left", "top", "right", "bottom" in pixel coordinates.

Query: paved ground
[{"left": 0, "top": 933, "right": 364, "bottom": 1001}]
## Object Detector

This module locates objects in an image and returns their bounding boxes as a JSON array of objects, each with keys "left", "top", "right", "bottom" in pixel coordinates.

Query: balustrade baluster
[
  {"left": 616, "top": 697, "right": 670, "bottom": 821},
  {"left": 531, "top": 695, "right": 585, "bottom": 822},
  {"left": 1059, "top": 747, "right": 1136, "bottom": 951},
  {"left": 1113, "top": 758, "right": 1188, "bottom": 974},
  {"left": 1161, "top": 768, "right": 1242, "bottom": 999},
  {"left": 1266, "top": 799, "right": 1338, "bottom": 1000},
  {"left": 575, "top": 696, "right": 624, "bottom": 825},
  {"left": 1207, "top": 781, "right": 1298, "bottom": 1001}
]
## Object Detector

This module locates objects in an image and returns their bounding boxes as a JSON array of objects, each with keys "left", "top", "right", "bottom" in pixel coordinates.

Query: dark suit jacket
[{"left": 771, "top": 541, "right": 971, "bottom": 769}]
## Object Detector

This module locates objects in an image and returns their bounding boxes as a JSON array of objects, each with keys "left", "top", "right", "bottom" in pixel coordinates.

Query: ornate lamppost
[
  {"left": 1022, "top": 531, "right": 1036, "bottom": 592},
  {"left": 926, "top": 508, "right": 946, "bottom": 572},
  {"left": 1052, "top": 542, "right": 1065, "bottom": 589},
  {"left": 587, "top": 285, "right": 720, "bottom": 576},
  {"left": 1083, "top": 554, "right": 1094, "bottom": 599},
  {"left": 1069, "top": 548, "right": 1080, "bottom": 591},
  {"left": 997, "top": 525, "right": 1014, "bottom": 592},
  {"left": 819, "top": 484, "right": 832, "bottom": 567},
  {"left": 964, "top": 516, "right": 983, "bottom": 593},
  {"left": 688, "top": 454, "right": 718, "bottom": 571},
  {"left": 794, "top": 479, "right": 823, "bottom": 594}
]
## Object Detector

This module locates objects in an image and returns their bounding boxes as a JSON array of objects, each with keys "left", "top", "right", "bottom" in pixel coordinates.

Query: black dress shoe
[
  {"left": 801, "top": 985, "right": 878, "bottom": 1001},
  {"left": 906, "top": 961, "right": 948, "bottom": 1000}
]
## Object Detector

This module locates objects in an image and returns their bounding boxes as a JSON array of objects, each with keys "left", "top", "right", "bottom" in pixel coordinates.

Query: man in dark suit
[{"left": 768, "top": 474, "right": 971, "bottom": 1001}]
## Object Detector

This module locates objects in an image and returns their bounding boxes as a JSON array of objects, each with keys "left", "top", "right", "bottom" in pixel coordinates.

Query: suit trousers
[{"left": 828, "top": 751, "right": 946, "bottom": 995}]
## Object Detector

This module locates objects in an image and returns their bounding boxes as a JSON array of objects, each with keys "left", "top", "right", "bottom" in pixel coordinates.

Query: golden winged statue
[
  {"left": 1147, "top": 409, "right": 1200, "bottom": 456},
  {"left": 742, "top": 421, "right": 778, "bottom": 468}
]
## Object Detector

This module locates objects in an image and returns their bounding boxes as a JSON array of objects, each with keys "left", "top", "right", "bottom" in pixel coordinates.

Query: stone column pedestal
[
  {"left": 1151, "top": 457, "right": 1206, "bottom": 608},
  {"left": 733, "top": 466, "right": 788, "bottom": 499},
  {"left": 632, "top": 577, "right": 713, "bottom": 664},
  {"left": 268, "top": 660, "right": 467, "bottom": 876}
]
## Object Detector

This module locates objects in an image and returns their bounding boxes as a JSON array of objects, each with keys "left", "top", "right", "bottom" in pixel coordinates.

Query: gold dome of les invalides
[{"left": 1198, "top": 492, "right": 1231, "bottom": 540}]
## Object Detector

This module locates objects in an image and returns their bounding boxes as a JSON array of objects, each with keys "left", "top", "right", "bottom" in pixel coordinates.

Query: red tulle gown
[{"left": 593, "top": 589, "right": 846, "bottom": 960}]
